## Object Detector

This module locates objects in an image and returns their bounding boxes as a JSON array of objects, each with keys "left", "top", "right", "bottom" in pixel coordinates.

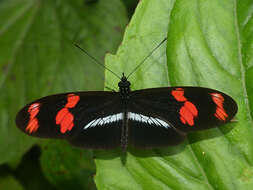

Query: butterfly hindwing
[
  {"left": 69, "top": 112, "right": 123, "bottom": 149},
  {"left": 127, "top": 112, "right": 186, "bottom": 148},
  {"left": 16, "top": 91, "right": 123, "bottom": 149}
]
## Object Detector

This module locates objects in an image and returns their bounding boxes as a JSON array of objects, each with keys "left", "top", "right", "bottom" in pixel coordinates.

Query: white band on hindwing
[
  {"left": 83, "top": 112, "right": 170, "bottom": 130},
  {"left": 128, "top": 112, "right": 170, "bottom": 128},
  {"left": 84, "top": 113, "right": 123, "bottom": 129}
]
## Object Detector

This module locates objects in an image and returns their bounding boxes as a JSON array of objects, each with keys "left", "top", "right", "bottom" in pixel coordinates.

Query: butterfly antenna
[
  {"left": 126, "top": 37, "right": 167, "bottom": 79},
  {"left": 74, "top": 44, "right": 121, "bottom": 80}
]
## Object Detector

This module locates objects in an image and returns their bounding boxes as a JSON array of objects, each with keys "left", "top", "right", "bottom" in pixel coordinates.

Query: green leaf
[
  {"left": 0, "top": 0, "right": 127, "bottom": 167},
  {"left": 40, "top": 140, "right": 96, "bottom": 190},
  {"left": 97, "top": 0, "right": 253, "bottom": 189},
  {"left": 0, "top": 176, "right": 24, "bottom": 190}
]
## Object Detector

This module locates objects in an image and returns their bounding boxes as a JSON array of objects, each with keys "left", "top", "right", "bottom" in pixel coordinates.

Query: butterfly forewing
[
  {"left": 16, "top": 91, "right": 123, "bottom": 149},
  {"left": 130, "top": 87, "right": 237, "bottom": 132}
]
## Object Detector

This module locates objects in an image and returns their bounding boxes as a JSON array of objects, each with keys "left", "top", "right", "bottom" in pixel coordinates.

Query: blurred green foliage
[
  {"left": 0, "top": 0, "right": 129, "bottom": 189},
  {"left": 1, "top": 0, "right": 253, "bottom": 190}
]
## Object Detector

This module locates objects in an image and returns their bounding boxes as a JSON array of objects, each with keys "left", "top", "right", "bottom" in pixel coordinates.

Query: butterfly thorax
[
  {"left": 118, "top": 74, "right": 131, "bottom": 152},
  {"left": 118, "top": 74, "right": 131, "bottom": 105}
]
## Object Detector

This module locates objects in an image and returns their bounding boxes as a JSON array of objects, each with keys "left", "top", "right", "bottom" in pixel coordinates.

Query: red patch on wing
[
  {"left": 210, "top": 93, "right": 228, "bottom": 121},
  {"left": 26, "top": 103, "right": 40, "bottom": 133},
  {"left": 55, "top": 94, "right": 80, "bottom": 133},
  {"left": 171, "top": 88, "right": 187, "bottom": 101},
  {"left": 171, "top": 88, "right": 198, "bottom": 126}
]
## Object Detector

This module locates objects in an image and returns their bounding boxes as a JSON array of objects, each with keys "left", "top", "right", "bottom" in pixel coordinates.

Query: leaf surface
[{"left": 98, "top": 0, "right": 253, "bottom": 189}]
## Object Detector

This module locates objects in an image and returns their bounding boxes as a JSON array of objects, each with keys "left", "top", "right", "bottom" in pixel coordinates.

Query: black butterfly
[
  {"left": 16, "top": 73, "right": 237, "bottom": 151},
  {"left": 16, "top": 39, "right": 237, "bottom": 151}
]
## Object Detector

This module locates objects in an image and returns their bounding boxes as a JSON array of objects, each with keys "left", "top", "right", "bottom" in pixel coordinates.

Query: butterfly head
[{"left": 118, "top": 73, "right": 131, "bottom": 100}]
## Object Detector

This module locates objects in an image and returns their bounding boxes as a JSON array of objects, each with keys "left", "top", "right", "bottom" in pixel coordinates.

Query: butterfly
[
  {"left": 16, "top": 72, "right": 237, "bottom": 151},
  {"left": 15, "top": 39, "right": 238, "bottom": 151}
]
